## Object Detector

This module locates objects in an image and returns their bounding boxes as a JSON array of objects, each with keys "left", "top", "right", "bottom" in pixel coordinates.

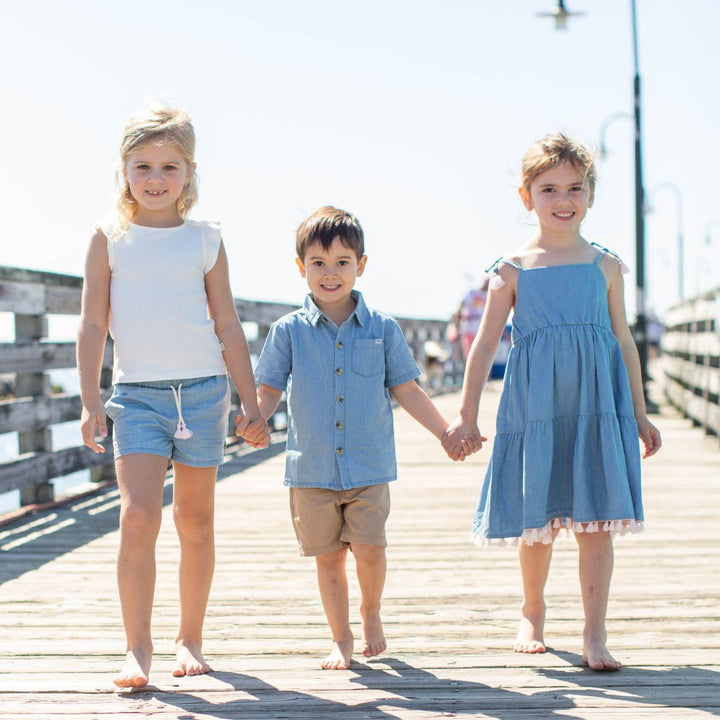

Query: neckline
[
  {"left": 130, "top": 220, "right": 186, "bottom": 231},
  {"left": 522, "top": 261, "right": 599, "bottom": 271}
]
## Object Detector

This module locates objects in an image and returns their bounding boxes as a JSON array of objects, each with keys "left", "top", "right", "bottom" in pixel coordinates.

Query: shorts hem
[
  {"left": 172, "top": 456, "right": 224, "bottom": 468},
  {"left": 114, "top": 447, "right": 170, "bottom": 460},
  {"left": 341, "top": 532, "right": 387, "bottom": 548},
  {"left": 298, "top": 540, "right": 348, "bottom": 557}
]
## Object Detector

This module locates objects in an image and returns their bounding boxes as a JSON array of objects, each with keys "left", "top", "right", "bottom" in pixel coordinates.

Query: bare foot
[
  {"left": 321, "top": 635, "right": 354, "bottom": 670},
  {"left": 514, "top": 606, "right": 546, "bottom": 654},
  {"left": 361, "top": 611, "right": 387, "bottom": 659},
  {"left": 583, "top": 636, "right": 622, "bottom": 671},
  {"left": 173, "top": 642, "right": 212, "bottom": 677},
  {"left": 114, "top": 648, "right": 151, "bottom": 688}
]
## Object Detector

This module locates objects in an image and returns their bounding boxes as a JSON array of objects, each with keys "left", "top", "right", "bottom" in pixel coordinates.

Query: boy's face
[{"left": 296, "top": 236, "right": 367, "bottom": 314}]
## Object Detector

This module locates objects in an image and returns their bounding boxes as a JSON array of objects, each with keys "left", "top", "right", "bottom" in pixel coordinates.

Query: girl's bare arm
[
  {"left": 205, "top": 241, "right": 269, "bottom": 447},
  {"left": 443, "top": 266, "right": 515, "bottom": 459},
  {"left": 605, "top": 256, "right": 662, "bottom": 458},
  {"left": 77, "top": 229, "right": 111, "bottom": 453}
]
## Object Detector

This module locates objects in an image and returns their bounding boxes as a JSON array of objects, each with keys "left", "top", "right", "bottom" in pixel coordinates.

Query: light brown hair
[{"left": 521, "top": 132, "right": 597, "bottom": 193}]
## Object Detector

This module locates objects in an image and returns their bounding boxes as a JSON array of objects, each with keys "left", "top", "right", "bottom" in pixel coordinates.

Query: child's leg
[
  {"left": 515, "top": 535, "right": 556, "bottom": 653},
  {"left": 352, "top": 543, "right": 387, "bottom": 659},
  {"left": 114, "top": 453, "right": 169, "bottom": 688},
  {"left": 316, "top": 546, "right": 354, "bottom": 670},
  {"left": 171, "top": 462, "right": 218, "bottom": 677},
  {"left": 575, "top": 530, "right": 621, "bottom": 671}
]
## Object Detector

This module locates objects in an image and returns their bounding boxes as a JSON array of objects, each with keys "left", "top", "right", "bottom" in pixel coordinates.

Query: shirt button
[
  {"left": 336, "top": 447, "right": 344, "bottom": 455},
  {"left": 336, "top": 341, "right": 343, "bottom": 349},
  {"left": 335, "top": 367, "right": 343, "bottom": 376},
  {"left": 336, "top": 421, "right": 344, "bottom": 429},
  {"left": 336, "top": 394, "right": 344, "bottom": 402}
]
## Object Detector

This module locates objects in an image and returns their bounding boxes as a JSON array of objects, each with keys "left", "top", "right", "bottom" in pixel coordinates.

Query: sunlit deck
[{"left": 1, "top": 386, "right": 719, "bottom": 719}]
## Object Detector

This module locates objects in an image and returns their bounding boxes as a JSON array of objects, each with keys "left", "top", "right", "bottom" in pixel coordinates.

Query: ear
[
  {"left": 588, "top": 188, "right": 595, "bottom": 208},
  {"left": 185, "top": 162, "right": 197, "bottom": 184},
  {"left": 295, "top": 257, "right": 306, "bottom": 277},
  {"left": 356, "top": 255, "right": 367, "bottom": 276},
  {"left": 518, "top": 186, "right": 533, "bottom": 211}
]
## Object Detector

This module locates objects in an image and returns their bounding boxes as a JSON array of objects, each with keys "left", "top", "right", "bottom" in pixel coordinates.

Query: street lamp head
[{"left": 536, "top": 0, "right": 586, "bottom": 31}]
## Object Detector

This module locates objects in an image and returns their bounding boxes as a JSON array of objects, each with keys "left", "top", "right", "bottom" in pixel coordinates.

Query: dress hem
[{"left": 471, "top": 517, "right": 644, "bottom": 547}]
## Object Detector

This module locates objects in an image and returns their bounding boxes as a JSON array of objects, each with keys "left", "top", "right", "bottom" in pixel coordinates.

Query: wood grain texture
[{"left": 0, "top": 385, "right": 718, "bottom": 719}]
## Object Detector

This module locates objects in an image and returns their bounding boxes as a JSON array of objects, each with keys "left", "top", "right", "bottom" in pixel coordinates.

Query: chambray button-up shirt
[{"left": 254, "top": 291, "right": 420, "bottom": 490}]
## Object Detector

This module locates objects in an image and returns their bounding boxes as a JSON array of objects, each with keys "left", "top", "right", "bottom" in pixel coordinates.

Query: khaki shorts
[{"left": 289, "top": 484, "right": 391, "bottom": 556}]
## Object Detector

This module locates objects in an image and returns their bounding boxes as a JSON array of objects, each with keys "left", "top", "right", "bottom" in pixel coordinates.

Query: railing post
[{"left": 15, "top": 313, "right": 54, "bottom": 505}]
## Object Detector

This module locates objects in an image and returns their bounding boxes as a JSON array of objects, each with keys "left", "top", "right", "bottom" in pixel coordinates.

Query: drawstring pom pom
[
  {"left": 170, "top": 383, "right": 193, "bottom": 440},
  {"left": 174, "top": 422, "right": 193, "bottom": 440},
  {"left": 489, "top": 274, "right": 506, "bottom": 290}
]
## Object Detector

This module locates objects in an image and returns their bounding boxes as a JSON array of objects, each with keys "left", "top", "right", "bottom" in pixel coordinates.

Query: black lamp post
[{"left": 538, "top": 0, "right": 652, "bottom": 406}]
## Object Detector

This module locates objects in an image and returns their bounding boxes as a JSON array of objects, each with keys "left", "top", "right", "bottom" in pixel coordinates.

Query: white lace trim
[{"left": 471, "top": 517, "right": 644, "bottom": 548}]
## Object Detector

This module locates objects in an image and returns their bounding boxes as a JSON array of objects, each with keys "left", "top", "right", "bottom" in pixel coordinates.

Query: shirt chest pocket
[{"left": 352, "top": 339, "right": 385, "bottom": 378}]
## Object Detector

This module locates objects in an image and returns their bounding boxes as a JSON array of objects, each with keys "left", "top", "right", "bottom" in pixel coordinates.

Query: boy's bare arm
[
  {"left": 390, "top": 380, "right": 449, "bottom": 440},
  {"left": 235, "top": 384, "right": 283, "bottom": 444}
]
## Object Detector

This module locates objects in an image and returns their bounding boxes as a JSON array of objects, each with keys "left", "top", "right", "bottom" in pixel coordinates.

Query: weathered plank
[
  {"left": 0, "top": 386, "right": 718, "bottom": 720},
  {"left": 0, "top": 340, "right": 113, "bottom": 373}
]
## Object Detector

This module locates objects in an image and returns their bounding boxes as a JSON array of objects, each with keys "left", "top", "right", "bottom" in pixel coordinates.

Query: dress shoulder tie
[
  {"left": 485, "top": 257, "right": 522, "bottom": 290},
  {"left": 590, "top": 242, "right": 630, "bottom": 274}
]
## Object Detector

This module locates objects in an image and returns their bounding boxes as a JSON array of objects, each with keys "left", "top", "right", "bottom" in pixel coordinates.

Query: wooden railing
[
  {"left": 661, "top": 285, "right": 720, "bottom": 439},
  {"left": 0, "top": 266, "right": 461, "bottom": 509}
]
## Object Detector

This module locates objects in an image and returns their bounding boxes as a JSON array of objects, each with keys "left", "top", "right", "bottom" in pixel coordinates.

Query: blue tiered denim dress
[{"left": 472, "top": 251, "right": 644, "bottom": 546}]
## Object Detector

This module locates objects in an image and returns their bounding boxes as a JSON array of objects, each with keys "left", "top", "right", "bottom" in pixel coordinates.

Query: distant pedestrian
[
  {"left": 444, "top": 132, "right": 661, "bottom": 671},
  {"left": 77, "top": 103, "right": 269, "bottom": 688},
  {"left": 236, "top": 206, "right": 457, "bottom": 669},
  {"left": 457, "top": 279, "right": 489, "bottom": 363}
]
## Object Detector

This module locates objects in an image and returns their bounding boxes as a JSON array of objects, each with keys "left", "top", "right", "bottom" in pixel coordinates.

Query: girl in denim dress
[{"left": 444, "top": 133, "right": 661, "bottom": 671}]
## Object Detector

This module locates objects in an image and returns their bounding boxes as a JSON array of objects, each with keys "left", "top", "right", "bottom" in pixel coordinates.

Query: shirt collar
[{"left": 303, "top": 290, "right": 368, "bottom": 327}]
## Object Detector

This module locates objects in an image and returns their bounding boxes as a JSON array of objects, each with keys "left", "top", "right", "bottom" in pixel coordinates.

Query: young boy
[{"left": 236, "top": 206, "right": 456, "bottom": 669}]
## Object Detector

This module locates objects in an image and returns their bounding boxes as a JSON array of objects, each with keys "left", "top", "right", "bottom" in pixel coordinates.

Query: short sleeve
[
  {"left": 103, "top": 230, "right": 115, "bottom": 270},
  {"left": 383, "top": 317, "right": 421, "bottom": 388},
  {"left": 203, "top": 221, "right": 223, "bottom": 273},
  {"left": 254, "top": 320, "right": 293, "bottom": 391}
]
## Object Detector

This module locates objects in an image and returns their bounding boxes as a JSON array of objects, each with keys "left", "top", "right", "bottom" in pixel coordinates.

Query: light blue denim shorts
[{"left": 105, "top": 375, "right": 230, "bottom": 467}]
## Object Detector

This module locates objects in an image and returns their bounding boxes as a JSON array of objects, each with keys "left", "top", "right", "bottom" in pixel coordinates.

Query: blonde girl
[{"left": 78, "top": 104, "right": 268, "bottom": 688}]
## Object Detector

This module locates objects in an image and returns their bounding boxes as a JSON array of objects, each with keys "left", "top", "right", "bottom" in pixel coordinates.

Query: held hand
[
  {"left": 235, "top": 414, "right": 271, "bottom": 448},
  {"left": 80, "top": 401, "right": 107, "bottom": 454},
  {"left": 442, "top": 417, "right": 487, "bottom": 461},
  {"left": 637, "top": 416, "right": 662, "bottom": 458}
]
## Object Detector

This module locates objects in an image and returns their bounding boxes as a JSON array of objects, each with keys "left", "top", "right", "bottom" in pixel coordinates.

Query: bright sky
[{"left": 2, "top": 0, "right": 719, "bottom": 321}]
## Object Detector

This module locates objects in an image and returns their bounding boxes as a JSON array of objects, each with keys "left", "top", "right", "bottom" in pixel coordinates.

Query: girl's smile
[
  {"left": 519, "top": 161, "right": 594, "bottom": 237},
  {"left": 125, "top": 143, "right": 195, "bottom": 226}
]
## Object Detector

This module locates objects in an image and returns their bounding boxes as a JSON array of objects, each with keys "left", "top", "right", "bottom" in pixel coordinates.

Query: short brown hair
[
  {"left": 521, "top": 132, "right": 596, "bottom": 193},
  {"left": 296, "top": 206, "right": 365, "bottom": 260}
]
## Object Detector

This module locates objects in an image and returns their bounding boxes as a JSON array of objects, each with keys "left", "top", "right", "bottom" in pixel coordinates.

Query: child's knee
[
  {"left": 173, "top": 505, "right": 214, "bottom": 541},
  {"left": 351, "top": 543, "right": 386, "bottom": 564},
  {"left": 120, "top": 503, "right": 162, "bottom": 539}
]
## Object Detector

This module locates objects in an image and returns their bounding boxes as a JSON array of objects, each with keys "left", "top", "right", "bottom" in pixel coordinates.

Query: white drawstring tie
[{"left": 170, "top": 383, "right": 193, "bottom": 440}]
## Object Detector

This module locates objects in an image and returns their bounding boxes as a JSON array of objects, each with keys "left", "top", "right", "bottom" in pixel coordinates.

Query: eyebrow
[
  {"left": 537, "top": 180, "right": 585, "bottom": 188},
  {"left": 307, "top": 254, "right": 354, "bottom": 261}
]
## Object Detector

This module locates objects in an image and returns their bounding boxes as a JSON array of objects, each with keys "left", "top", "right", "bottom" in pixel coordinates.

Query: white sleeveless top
[{"left": 107, "top": 220, "right": 227, "bottom": 383}]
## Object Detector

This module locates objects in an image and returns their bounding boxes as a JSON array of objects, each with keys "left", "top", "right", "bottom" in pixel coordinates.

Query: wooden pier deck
[{"left": 1, "top": 385, "right": 719, "bottom": 719}]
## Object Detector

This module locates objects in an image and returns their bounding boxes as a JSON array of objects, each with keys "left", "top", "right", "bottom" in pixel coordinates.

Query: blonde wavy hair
[{"left": 113, "top": 103, "right": 198, "bottom": 233}]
